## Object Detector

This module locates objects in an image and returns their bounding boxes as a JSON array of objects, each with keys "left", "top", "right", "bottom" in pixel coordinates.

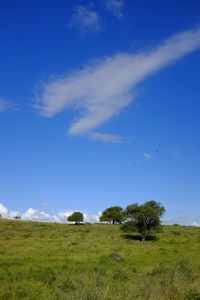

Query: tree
[
  {"left": 121, "top": 200, "right": 165, "bottom": 241},
  {"left": 99, "top": 206, "right": 124, "bottom": 224},
  {"left": 67, "top": 212, "right": 83, "bottom": 224},
  {"left": 14, "top": 215, "right": 21, "bottom": 220}
]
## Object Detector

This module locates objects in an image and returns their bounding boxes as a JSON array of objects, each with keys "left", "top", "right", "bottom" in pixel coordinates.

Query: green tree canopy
[
  {"left": 121, "top": 200, "right": 165, "bottom": 240},
  {"left": 67, "top": 212, "right": 83, "bottom": 224},
  {"left": 99, "top": 206, "right": 124, "bottom": 224}
]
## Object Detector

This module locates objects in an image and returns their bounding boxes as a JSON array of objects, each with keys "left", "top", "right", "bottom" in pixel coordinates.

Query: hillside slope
[{"left": 0, "top": 219, "right": 200, "bottom": 299}]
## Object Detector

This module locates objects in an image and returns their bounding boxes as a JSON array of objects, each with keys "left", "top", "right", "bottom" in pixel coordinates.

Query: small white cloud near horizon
[
  {"left": 0, "top": 202, "right": 100, "bottom": 223},
  {"left": 68, "top": 5, "right": 100, "bottom": 36},
  {"left": 36, "top": 26, "right": 200, "bottom": 140},
  {"left": 8, "top": 211, "right": 21, "bottom": 219},
  {"left": 192, "top": 221, "right": 200, "bottom": 227},
  {"left": 22, "top": 208, "right": 52, "bottom": 222},
  {"left": 105, "top": 0, "right": 124, "bottom": 19},
  {"left": 0, "top": 203, "right": 8, "bottom": 216}
]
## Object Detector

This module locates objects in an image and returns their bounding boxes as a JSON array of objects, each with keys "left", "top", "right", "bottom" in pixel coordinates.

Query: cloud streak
[
  {"left": 144, "top": 152, "right": 153, "bottom": 160},
  {"left": 90, "top": 132, "right": 121, "bottom": 143},
  {"left": 37, "top": 26, "right": 200, "bottom": 138}
]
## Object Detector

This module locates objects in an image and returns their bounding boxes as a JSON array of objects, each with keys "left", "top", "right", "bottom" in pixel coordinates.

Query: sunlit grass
[{"left": 0, "top": 219, "right": 200, "bottom": 299}]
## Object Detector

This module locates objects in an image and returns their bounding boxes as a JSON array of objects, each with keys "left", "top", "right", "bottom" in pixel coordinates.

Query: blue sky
[{"left": 0, "top": 0, "right": 200, "bottom": 224}]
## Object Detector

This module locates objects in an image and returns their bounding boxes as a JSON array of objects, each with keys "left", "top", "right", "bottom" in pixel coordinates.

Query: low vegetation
[{"left": 0, "top": 219, "right": 200, "bottom": 299}]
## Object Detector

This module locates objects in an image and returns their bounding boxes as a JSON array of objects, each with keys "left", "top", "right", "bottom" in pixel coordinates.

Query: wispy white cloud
[
  {"left": 0, "top": 97, "right": 11, "bottom": 112},
  {"left": 90, "top": 132, "right": 121, "bottom": 143},
  {"left": 144, "top": 152, "right": 153, "bottom": 160},
  {"left": 105, "top": 0, "right": 124, "bottom": 19},
  {"left": 0, "top": 202, "right": 100, "bottom": 223},
  {"left": 37, "top": 26, "right": 200, "bottom": 138},
  {"left": 68, "top": 5, "right": 100, "bottom": 36}
]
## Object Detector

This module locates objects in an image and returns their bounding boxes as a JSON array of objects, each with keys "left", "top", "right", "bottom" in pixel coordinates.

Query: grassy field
[{"left": 0, "top": 219, "right": 200, "bottom": 299}]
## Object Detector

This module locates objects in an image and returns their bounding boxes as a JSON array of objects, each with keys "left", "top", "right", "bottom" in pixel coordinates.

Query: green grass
[{"left": 0, "top": 219, "right": 200, "bottom": 299}]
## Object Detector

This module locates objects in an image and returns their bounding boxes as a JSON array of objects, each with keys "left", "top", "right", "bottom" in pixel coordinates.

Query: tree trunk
[{"left": 141, "top": 233, "right": 146, "bottom": 241}]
